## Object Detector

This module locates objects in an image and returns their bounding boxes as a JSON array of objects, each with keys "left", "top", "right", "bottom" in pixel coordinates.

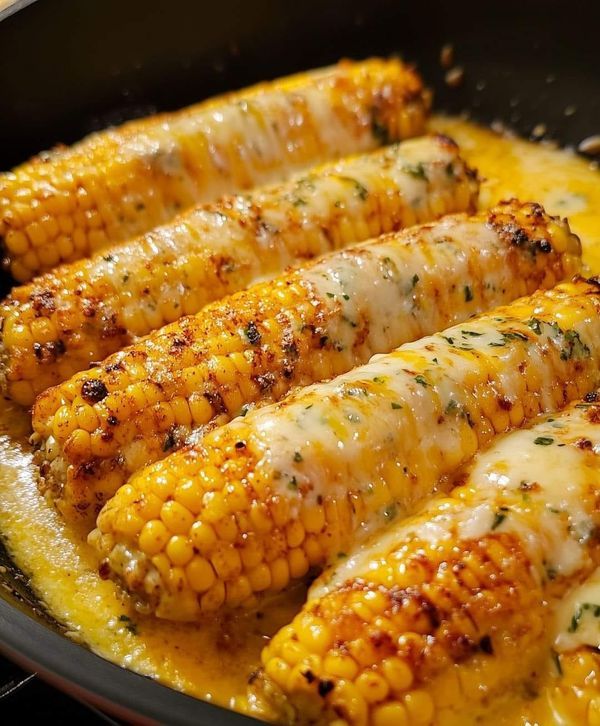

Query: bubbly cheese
[{"left": 1, "top": 117, "right": 600, "bottom": 722}]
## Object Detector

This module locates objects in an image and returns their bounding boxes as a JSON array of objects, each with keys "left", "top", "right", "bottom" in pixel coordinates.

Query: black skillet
[{"left": 0, "top": 0, "right": 599, "bottom": 722}]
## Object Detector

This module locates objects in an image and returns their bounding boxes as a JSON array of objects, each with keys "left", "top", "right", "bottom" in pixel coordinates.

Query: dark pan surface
[{"left": 0, "top": 0, "right": 599, "bottom": 722}]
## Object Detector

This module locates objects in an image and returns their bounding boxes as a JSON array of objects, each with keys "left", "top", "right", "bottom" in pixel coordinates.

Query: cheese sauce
[{"left": 0, "top": 116, "right": 599, "bottom": 722}]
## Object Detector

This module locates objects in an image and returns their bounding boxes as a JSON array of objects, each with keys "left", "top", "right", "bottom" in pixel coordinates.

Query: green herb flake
[
  {"left": 491, "top": 507, "right": 509, "bottom": 530},
  {"left": 528, "top": 318, "right": 543, "bottom": 335},
  {"left": 391, "top": 402, "right": 403, "bottom": 410},
  {"left": 464, "top": 285, "right": 474, "bottom": 302},
  {"left": 534, "top": 436, "right": 554, "bottom": 446},
  {"left": 411, "top": 274, "right": 420, "bottom": 288},
  {"left": 288, "top": 476, "right": 298, "bottom": 491},
  {"left": 326, "top": 292, "right": 335, "bottom": 299},
  {"left": 293, "top": 451, "right": 303, "bottom": 463},
  {"left": 342, "top": 293, "right": 350, "bottom": 301},
  {"left": 383, "top": 502, "right": 398, "bottom": 521},
  {"left": 461, "top": 330, "right": 483, "bottom": 337},
  {"left": 402, "top": 162, "right": 428, "bottom": 180},
  {"left": 414, "top": 374, "right": 428, "bottom": 387},
  {"left": 551, "top": 649, "right": 563, "bottom": 676}
]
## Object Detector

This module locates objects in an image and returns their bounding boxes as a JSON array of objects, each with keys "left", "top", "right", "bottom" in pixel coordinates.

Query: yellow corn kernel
[
  {"left": 160, "top": 500, "right": 194, "bottom": 535},
  {"left": 373, "top": 702, "right": 409, "bottom": 726},
  {"left": 185, "top": 556, "right": 216, "bottom": 593},
  {"left": 138, "top": 519, "right": 170, "bottom": 556},
  {"left": 165, "top": 535, "right": 194, "bottom": 566}
]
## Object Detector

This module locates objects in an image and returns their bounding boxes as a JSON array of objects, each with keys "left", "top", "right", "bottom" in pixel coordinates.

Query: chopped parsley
[
  {"left": 391, "top": 402, "right": 403, "bottom": 410},
  {"left": 411, "top": 274, "right": 420, "bottom": 288},
  {"left": 402, "top": 162, "right": 428, "bottom": 180},
  {"left": 527, "top": 318, "right": 543, "bottom": 335},
  {"left": 464, "top": 285, "right": 473, "bottom": 302},
  {"left": 534, "top": 436, "right": 554, "bottom": 446},
  {"left": 414, "top": 374, "right": 428, "bottom": 387},
  {"left": 568, "top": 602, "right": 600, "bottom": 632},
  {"left": 383, "top": 502, "right": 398, "bottom": 521},
  {"left": 491, "top": 507, "right": 509, "bottom": 530},
  {"left": 293, "top": 451, "right": 303, "bottom": 463}
]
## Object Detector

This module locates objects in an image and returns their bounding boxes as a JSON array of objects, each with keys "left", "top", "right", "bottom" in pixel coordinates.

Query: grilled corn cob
[
  {"left": 252, "top": 394, "right": 600, "bottom": 725},
  {"left": 33, "top": 200, "right": 579, "bottom": 525},
  {"left": 2, "top": 135, "right": 477, "bottom": 406},
  {"left": 0, "top": 58, "right": 429, "bottom": 282},
  {"left": 90, "top": 278, "right": 600, "bottom": 621},
  {"left": 544, "top": 648, "right": 600, "bottom": 725}
]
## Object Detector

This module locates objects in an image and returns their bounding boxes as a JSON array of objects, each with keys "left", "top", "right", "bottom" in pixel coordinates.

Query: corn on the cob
[
  {"left": 544, "top": 648, "right": 600, "bottom": 725},
  {"left": 2, "top": 135, "right": 476, "bottom": 406},
  {"left": 33, "top": 200, "right": 579, "bottom": 526},
  {"left": 90, "top": 278, "right": 600, "bottom": 621},
  {"left": 252, "top": 393, "right": 600, "bottom": 725},
  {"left": 0, "top": 58, "right": 429, "bottom": 282}
]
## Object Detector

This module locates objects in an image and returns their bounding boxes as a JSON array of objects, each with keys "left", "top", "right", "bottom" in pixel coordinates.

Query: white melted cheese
[
  {"left": 554, "top": 568, "right": 600, "bottom": 652},
  {"left": 311, "top": 402, "right": 600, "bottom": 601},
  {"left": 113, "top": 136, "right": 467, "bottom": 335},
  {"left": 244, "top": 295, "right": 600, "bottom": 561}
]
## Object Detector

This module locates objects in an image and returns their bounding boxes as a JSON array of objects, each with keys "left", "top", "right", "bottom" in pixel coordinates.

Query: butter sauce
[{"left": 0, "top": 116, "right": 599, "bottom": 720}]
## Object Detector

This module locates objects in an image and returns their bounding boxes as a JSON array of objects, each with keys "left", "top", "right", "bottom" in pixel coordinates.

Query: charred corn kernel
[
  {"left": 92, "top": 280, "right": 600, "bottom": 621},
  {"left": 1, "top": 58, "right": 430, "bottom": 283},
  {"left": 200, "top": 579, "right": 225, "bottom": 613},
  {"left": 6, "top": 134, "right": 477, "bottom": 411},
  {"left": 254, "top": 395, "right": 600, "bottom": 723},
  {"left": 33, "top": 201, "right": 582, "bottom": 529}
]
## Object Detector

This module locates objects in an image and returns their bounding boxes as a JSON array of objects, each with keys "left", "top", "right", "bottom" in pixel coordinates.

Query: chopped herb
[
  {"left": 292, "top": 196, "right": 307, "bottom": 207},
  {"left": 534, "top": 436, "right": 554, "bottom": 446},
  {"left": 489, "top": 341, "right": 506, "bottom": 347},
  {"left": 402, "top": 162, "right": 428, "bottom": 180},
  {"left": 103, "top": 254, "right": 115, "bottom": 262},
  {"left": 383, "top": 502, "right": 398, "bottom": 521},
  {"left": 551, "top": 649, "right": 563, "bottom": 676},
  {"left": 491, "top": 507, "right": 509, "bottom": 530},
  {"left": 293, "top": 451, "right": 303, "bottom": 463},
  {"left": 414, "top": 374, "right": 428, "bottom": 387},
  {"left": 502, "top": 331, "right": 529, "bottom": 342},
  {"left": 560, "top": 329, "right": 591, "bottom": 361},
  {"left": 373, "top": 376, "right": 386, "bottom": 383},
  {"left": 305, "top": 404, "right": 313, "bottom": 410},
  {"left": 411, "top": 274, "right": 419, "bottom": 288},
  {"left": 353, "top": 180, "right": 369, "bottom": 200},
  {"left": 118, "top": 615, "right": 131, "bottom": 622},
  {"left": 288, "top": 476, "right": 298, "bottom": 490},
  {"left": 122, "top": 273, "right": 130, "bottom": 283},
  {"left": 445, "top": 162, "right": 455, "bottom": 177},
  {"left": 462, "top": 330, "right": 483, "bottom": 337},
  {"left": 326, "top": 292, "right": 335, "bottom": 299},
  {"left": 528, "top": 318, "right": 543, "bottom": 335},
  {"left": 337, "top": 552, "right": 347, "bottom": 559},
  {"left": 464, "top": 285, "right": 473, "bottom": 302},
  {"left": 371, "top": 117, "right": 391, "bottom": 145},
  {"left": 391, "top": 402, "right": 402, "bottom": 409},
  {"left": 240, "top": 404, "right": 250, "bottom": 417},
  {"left": 568, "top": 602, "right": 600, "bottom": 632},
  {"left": 575, "top": 403, "right": 592, "bottom": 409},
  {"left": 445, "top": 399, "right": 459, "bottom": 414},
  {"left": 342, "top": 293, "right": 350, "bottom": 301},
  {"left": 432, "top": 357, "right": 438, "bottom": 364},
  {"left": 441, "top": 335, "right": 455, "bottom": 345}
]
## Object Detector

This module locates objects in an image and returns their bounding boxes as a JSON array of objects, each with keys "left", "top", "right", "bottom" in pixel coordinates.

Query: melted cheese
[{"left": 0, "top": 116, "right": 599, "bottom": 721}]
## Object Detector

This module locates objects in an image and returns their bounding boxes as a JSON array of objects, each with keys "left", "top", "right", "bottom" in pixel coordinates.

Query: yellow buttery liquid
[{"left": 0, "top": 116, "right": 599, "bottom": 722}]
